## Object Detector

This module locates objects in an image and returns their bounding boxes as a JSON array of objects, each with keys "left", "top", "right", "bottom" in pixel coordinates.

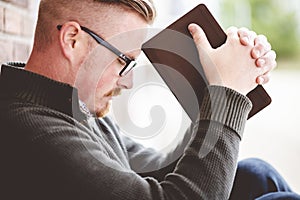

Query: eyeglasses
[{"left": 57, "top": 25, "right": 137, "bottom": 77}]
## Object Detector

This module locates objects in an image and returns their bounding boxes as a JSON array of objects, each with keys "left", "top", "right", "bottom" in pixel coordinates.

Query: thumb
[
  {"left": 188, "top": 23, "right": 223, "bottom": 87},
  {"left": 188, "top": 23, "right": 212, "bottom": 53}
]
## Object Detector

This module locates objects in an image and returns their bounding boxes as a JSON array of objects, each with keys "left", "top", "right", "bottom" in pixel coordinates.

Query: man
[{"left": 0, "top": 0, "right": 298, "bottom": 199}]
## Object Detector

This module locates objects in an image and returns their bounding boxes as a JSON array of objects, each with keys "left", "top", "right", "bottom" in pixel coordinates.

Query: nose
[{"left": 117, "top": 70, "right": 133, "bottom": 89}]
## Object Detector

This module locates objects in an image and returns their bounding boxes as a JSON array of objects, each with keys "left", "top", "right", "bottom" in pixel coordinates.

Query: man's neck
[{"left": 25, "top": 51, "right": 76, "bottom": 87}]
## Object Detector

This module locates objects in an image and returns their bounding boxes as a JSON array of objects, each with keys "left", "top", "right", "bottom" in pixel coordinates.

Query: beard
[
  {"left": 96, "top": 101, "right": 111, "bottom": 118},
  {"left": 95, "top": 88, "right": 122, "bottom": 118}
]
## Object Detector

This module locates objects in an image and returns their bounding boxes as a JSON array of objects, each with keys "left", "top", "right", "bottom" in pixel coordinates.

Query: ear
[{"left": 58, "top": 21, "right": 89, "bottom": 65}]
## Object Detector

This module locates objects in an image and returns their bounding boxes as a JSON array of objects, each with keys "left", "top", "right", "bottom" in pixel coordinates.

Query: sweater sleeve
[
  {"left": 119, "top": 120, "right": 194, "bottom": 181},
  {"left": 121, "top": 85, "right": 251, "bottom": 181},
  {"left": 24, "top": 85, "right": 251, "bottom": 200}
]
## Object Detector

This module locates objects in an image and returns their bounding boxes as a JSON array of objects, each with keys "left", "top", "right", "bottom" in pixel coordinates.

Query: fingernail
[
  {"left": 254, "top": 50, "right": 260, "bottom": 58},
  {"left": 258, "top": 59, "right": 265, "bottom": 67},
  {"left": 258, "top": 77, "right": 264, "bottom": 84},
  {"left": 188, "top": 25, "right": 196, "bottom": 34},
  {"left": 242, "top": 37, "right": 249, "bottom": 45}
]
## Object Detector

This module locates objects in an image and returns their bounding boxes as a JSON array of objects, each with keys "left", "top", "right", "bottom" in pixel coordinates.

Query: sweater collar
[{"left": 0, "top": 62, "right": 87, "bottom": 122}]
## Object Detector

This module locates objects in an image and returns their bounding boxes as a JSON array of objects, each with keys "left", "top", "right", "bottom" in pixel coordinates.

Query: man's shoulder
[
  {"left": 0, "top": 63, "right": 86, "bottom": 134},
  {"left": 0, "top": 99, "right": 81, "bottom": 139}
]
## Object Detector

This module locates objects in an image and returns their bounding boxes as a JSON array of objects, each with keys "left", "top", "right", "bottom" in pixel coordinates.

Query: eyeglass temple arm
[{"left": 56, "top": 25, "right": 129, "bottom": 62}]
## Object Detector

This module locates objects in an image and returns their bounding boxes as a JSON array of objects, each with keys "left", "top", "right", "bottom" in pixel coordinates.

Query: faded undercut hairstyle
[
  {"left": 104, "top": 0, "right": 156, "bottom": 23},
  {"left": 34, "top": 0, "right": 156, "bottom": 50}
]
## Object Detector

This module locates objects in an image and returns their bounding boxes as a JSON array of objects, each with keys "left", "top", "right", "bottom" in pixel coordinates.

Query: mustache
[{"left": 105, "top": 88, "right": 122, "bottom": 97}]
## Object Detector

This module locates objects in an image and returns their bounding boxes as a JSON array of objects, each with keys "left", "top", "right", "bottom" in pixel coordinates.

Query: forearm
[
  {"left": 128, "top": 123, "right": 194, "bottom": 181},
  {"left": 162, "top": 121, "right": 240, "bottom": 199},
  {"left": 126, "top": 86, "right": 252, "bottom": 199},
  {"left": 27, "top": 86, "right": 251, "bottom": 200},
  {"left": 158, "top": 86, "right": 251, "bottom": 199}
]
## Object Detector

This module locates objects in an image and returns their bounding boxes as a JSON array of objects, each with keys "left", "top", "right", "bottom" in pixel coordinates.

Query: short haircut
[
  {"left": 102, "top": 0, "right": 156, "bottom": 23},
  {"left": 34, "top": 0, "right": 156, "bottom": 50}
]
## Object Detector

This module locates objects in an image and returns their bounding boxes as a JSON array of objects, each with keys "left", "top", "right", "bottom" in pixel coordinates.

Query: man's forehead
[
  {"left": 105, "top": 27, "right": 148, "bottom": 54},
  {"left": 95, "top": 6, "right": 148, "bottom": 34}
]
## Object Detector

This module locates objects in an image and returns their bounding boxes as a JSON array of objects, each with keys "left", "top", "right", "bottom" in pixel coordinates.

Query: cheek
[
  {"left": 96, "top": 76, "right": 115, "bottom": 93},
  {"left": 99, "top": 62, "right": 121, "bottom": 84},
  {"left": 95, "top": 69, "right": 118, "bottom": 93}
]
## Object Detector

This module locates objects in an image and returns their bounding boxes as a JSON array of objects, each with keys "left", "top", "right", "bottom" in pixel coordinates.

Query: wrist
[{"left": 199, "top": 85, "right": 252, "bottom": 138}]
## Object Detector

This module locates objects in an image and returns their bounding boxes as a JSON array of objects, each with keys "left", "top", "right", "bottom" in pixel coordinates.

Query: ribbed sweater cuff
[{"left": 198, "top": 86, "right": 253, "bottom": 139}]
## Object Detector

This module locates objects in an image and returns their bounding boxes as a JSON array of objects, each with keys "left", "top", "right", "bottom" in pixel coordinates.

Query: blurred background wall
[{"left": 0, "top": 0, "right": 39, "bottom": 63}]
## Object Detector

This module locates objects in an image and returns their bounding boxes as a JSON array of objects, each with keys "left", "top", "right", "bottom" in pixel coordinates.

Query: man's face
[{"left": 74, "top": 8, "right": 148, "bottom": 117}]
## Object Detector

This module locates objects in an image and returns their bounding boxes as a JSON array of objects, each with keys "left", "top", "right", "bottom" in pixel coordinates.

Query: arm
[
  {"left": 121, "top": 122, "right": 193, "bottom": 181},
  {"left": 122, "top": 26, "right": 276, "bottom": 179},
  {"left": 29, "top": 85, "right": 250, "bottom": 200}
]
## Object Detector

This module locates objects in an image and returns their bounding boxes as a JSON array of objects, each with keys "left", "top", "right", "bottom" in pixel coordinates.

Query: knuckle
[
  {"left": 270, "top": 50, "right": 277, "bottom": 59},
  {"left": 264, "top": 50, "right": 277, "bottom": 61},
  {"left": 255, "top": 35, "right": 268, "bottom": 45},
  {"left": 238, "top": 27, "right": 249, "bottom": 36},
  {"left": 255, "top": 39, "right": 271, "bottom": 51},
  {"left": 257, "top": 34, "right": 268, "bottom": 41},
  {"left": 193, "top": 34, "right": 201, "bottom": 43},
  {"left": 256, "top": 43, "right": 265, "bottom": 51},
  {"left": 250, "top": 31, "right": 257, "bottom": 37},
  {"left": 226, "top": 26, "right": 238, "bottom": 35}
]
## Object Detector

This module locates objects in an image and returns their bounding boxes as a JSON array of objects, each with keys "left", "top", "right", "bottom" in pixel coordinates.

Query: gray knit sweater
[{"left": 0, "top": 63, "right": 252, "bottom": 200}]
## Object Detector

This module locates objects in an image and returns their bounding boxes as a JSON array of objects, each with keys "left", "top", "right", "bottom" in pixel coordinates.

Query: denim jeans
[{"left": 229, "top": 158, "right": 300, "bottom": 200}]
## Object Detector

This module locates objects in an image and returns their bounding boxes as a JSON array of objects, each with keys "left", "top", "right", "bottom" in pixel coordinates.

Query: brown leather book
[{"left": 142, "top": 4, "right": 271, "bottom": 121}]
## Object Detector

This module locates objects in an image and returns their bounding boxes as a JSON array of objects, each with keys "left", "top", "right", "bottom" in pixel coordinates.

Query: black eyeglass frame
[{"left": 57, "top": 25, "right": 137, "bottom": 77}]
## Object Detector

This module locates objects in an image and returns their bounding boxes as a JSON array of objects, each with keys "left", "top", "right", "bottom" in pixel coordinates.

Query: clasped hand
[{"left": 188, "top": 24, "right": 277, "bottom": 95}]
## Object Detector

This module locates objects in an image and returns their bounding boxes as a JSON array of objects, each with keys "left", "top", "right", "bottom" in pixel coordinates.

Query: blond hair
[
  {"left": 34, "top": 0, "right": 156, "bottom": 50},
  {"left": 98, "top": 0, "right": 156, "bottom": 23}
]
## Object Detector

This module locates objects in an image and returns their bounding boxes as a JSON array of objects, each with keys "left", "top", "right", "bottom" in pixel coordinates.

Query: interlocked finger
[
  {"left": 238, "top": 27, "right": 257, "bottom": 46},
  {"left": 252, "top": 34, "right": 272, "bottom": 59},
  {"left": 256, "top": 50, "right": 277, "bottom": 69}
]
